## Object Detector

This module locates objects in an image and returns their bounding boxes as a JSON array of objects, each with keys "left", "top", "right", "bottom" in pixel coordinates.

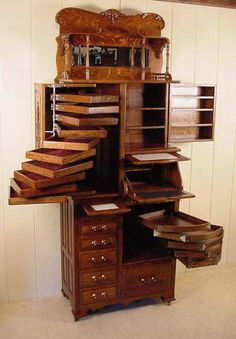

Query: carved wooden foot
[{"left": 61, "top": 289, "right": 69, "bottom": 299}]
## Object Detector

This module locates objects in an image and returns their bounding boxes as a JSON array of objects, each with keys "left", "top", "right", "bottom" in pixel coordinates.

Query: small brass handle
[
  {"left": 151, "top": 276, "right": 157, "bottom": 283},
  {"left": 101, "top": 292, "right": 107, "bottom": 298},
  {"left": 92, "top": 275, "right": 97, "bottom": 281},
  {"left": 91, "top": 293, "right": 97, "bottom": 299},
  {"left": 101, "top": 274, "right": 106, "bottom": 280},
  {"left": 91, "top": 226, "right": 97, "bottom": 232},
  {"left": 91, "top": 240, "right": 97, "bottom": 246},
  {"left": 140, "top": 277, "right": 146, "bottom": 284},
  {"left": 101, "top": 256, "right": 107, "bottom": 262},
  {"left": 101, "top": 225, "right": 107, "bottom": 230}
]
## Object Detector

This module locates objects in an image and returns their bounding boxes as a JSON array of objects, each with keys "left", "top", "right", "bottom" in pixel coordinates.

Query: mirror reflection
[{"left": 72, "top": 46, "right": 149, "bottom": 68}]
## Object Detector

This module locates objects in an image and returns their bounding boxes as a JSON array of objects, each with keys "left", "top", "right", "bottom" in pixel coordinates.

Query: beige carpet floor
[{"left": 0, "top": 263, "right": 236, "bottom": 339}]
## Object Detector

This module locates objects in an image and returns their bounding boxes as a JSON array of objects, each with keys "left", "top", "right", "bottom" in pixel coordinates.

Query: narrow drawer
[
  {"left": 81, "top": 286, "right": 117, "bottom": 305},
  {"left": 123, "top": 261, "right": 173, "bottom": 298},
  {"left": 80, "top": 269, "right": 117, "bottom": 288},
  {"left": 81, "top": 222, "right": 118, "bottom": 235},
  {"left": 80, "top": 249, "right": 117, "bottom": 269},
  {"left": 80, "top": 235, "right": 117, "bottom": 251}
]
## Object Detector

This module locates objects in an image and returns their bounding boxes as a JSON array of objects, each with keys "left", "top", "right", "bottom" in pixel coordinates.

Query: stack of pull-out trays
[
  {"left": 138, "top": 210, "right": 223, "bottom": 268},
  {"left": 9, "top": 92, "right": 120, "bottom": 203}
]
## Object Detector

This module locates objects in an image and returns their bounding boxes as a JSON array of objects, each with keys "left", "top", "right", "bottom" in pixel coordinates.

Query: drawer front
[
  {"left": 81, "top": 222, "right": 117, "bottom": 235},
  {"left": 80, "top": 269, "right": 117, "bottom": 288},
  {"left": 123, "top": 261, "right": 173, "bottom": 298},
  {"left": 80, "top": 250, "right": 117, "bottom": 269},
  {"left": 80, "top": 235, "right": 117, "bottom": 251},
  {"left": 81, "top": 286, "right": 117, "bottom": 305}
]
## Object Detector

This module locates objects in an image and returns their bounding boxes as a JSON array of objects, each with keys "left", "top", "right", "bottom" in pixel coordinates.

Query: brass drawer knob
[
  {"left": 151, "top": 276, "right": 157, "bottom": 283},
  {"left": 101, "top": 274, "right": 106, "bottom": 280},
  {"left": 101, "top": 256, "right": 107, "bottom": 262},
  {"left": 101, "top": 291, "right": 107, "bottom": 298},
  {"left": 91, "top": 240, "right": 97, "bottom": 246},
  {"left": 92, "top": 275, "right": 97, "bottom": 281},
  {"left": 140, "top": 277, "right": 146, "bottom": 284},
  {"left": 101, "top": 240, "right": 107, "bottom": 245},
  {"left": 91, "top": 226, "right": 97, "bottom": 232},
  {"left": 91, "top": 293, "right": 97, "bottom": 299},
  {"left": 101, "top": 225, "right": 107, "bottom": 230}
]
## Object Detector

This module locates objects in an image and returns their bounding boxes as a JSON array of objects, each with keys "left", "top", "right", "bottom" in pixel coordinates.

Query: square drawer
[
  {"left": 123, "top": 260, "right": 173, "bottom": 298},
  {"left": 80, "top": 269, "right": 117, "bottom": 288},
  {"left": 80, "top": 249, "right": 117, "bottom": 269},
  {"left": 80, "top": 286, "right": 117, "bottom": 305},
  {"left": 80, "top": 235, "right": 117, "bottom": 251}
]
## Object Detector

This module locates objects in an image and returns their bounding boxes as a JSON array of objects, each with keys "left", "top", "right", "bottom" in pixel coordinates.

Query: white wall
[{"left": 0, "top": 0, "right": 236, "bottom": 303}]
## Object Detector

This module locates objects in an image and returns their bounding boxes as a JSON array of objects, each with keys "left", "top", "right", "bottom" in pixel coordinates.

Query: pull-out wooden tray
[
  {"left": 138, "top": 209, "right": 223, "bottom": 268},
  {"left": 126, "top": 152, "right": 189, "bottom": 165},
  {"left": 56, "top": 124, "right": 107, "bottom": 139},
  {"left": 55, "top": 103, "right": 119, "bottom": 114},
  {"left": 53, "top": 93, "right": 119, "bottom": 103},
  {"left": 56, "top": 114, "right": 118, "bottom": 126},
  {"left": 179, "top": 254, "right": 221, "bottom": 269},
  {"left": 81, "top": 200, "right": 130, "bottom": 216},
  {"left": 22, "top": 160, "right": 93, "bottom": 179},
  {"left": 26, "top": 148, "right": 96, "bottom": 165},
  {"left": 14, "top": 170, "right": 86, "bottom": 189},
  {"left": 9, "top": 186, "right": 67, "bottom": 205},
  {"left": 43, "top": 136, "right": 100, "bottom": 151},
  {"left": 128, "top": 182, "right": 195, "bottom": 204},
  {"left": 10, "top": 178, "right": 79, "bottom": 198},
  {"left": 138, "top": 210, "right": 209, "bottom": 233},
  {"left": 154, "top": 225, "right": 223, "bottom": 243}
]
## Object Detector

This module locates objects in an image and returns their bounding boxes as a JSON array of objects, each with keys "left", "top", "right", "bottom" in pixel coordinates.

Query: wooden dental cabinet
[{"left": 8, "top": 7, "right": 222, "bottom": 320}]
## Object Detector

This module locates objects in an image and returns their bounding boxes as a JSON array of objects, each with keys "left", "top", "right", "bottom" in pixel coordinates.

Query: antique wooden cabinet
[{"left": 8, "top": 8, "right": 223, "bottom": 320}]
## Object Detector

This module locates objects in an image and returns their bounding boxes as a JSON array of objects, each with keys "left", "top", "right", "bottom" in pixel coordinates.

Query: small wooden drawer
[
  {"left": 81, "top": 286, "right": 117, "bottom": 305},
  {"left": 80, "top": 269, "right": 117, "bottom": 288},
  {"left": 123, "top": 261, "right": 173, "bottom": 298},
  {"left": 80, "top": 235, "right": 117, "bottom": 251},
  {"left": 80, "top": 249, "right": 117, "bottom": 269},
  {"left": 81, "top": 222, "right": 118, "bottom": 235}
]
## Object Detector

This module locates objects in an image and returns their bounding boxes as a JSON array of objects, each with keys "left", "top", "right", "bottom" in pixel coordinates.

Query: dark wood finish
[
  {"left": 80, "top": 235, "right": 117, "bottom": 251},
  {"left": 80, "top": 269, "right": 117, "bottom": 288},
  {"left": 122, "top": 259, "right": 174, "bottom": 298}
]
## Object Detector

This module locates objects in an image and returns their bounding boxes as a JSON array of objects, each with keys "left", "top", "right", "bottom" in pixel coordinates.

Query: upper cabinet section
[
  {"left": 169, "top": 84, "right": 216, "bottom": 143},
  {"left": 55, "top": 8, "right": 171, "bottom": 82}
]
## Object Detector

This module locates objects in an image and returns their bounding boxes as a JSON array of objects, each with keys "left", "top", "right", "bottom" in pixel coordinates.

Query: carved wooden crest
[{"left": 55, "top": 8, "right": 171, "bottom": 82}]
